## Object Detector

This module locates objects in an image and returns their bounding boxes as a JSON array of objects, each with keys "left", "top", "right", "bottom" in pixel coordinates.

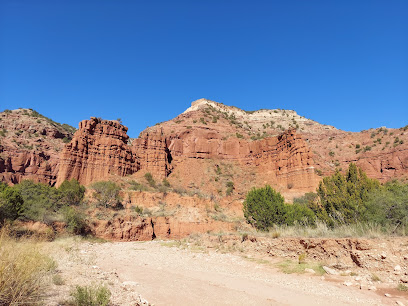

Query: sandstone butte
[{"left": 1, "top": 99, "right": 408, "bottom": 200}]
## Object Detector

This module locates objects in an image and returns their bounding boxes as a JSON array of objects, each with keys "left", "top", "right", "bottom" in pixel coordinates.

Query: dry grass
[
  {"left": 67, "top": 283, "right": 111, "bottom": 306},
  {"left": 0, "top": 227, "right": 57, "bottom": 305},
  {"left": 277, "top": 259, "right": 325, "bottom": 275},
  {"left": 243, "top": 221, "right": 400, "bottom": 239}
]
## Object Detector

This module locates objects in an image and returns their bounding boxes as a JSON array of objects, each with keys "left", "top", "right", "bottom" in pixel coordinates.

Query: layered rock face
[
  {"left": 57, "top": 118, "right": 173, "bottom": 186},
  {"left": 168, "top": 128, "right": 318, "bottom": 191},
  {"left": 91, "top": 216, "right": 235, "bottom": 241},
  {"left": 132, "top": 130, "right": 172, "bottom": 179},
  {"left": 56, "top": 112, "right": 318, "bottom": 195},
  {"left": 57, "top": 118, "right": 139, "bottom": 186},
  {"left": 0, "top": 149, "right": 58, "bottom": 185},
  {"left": 0, "top": 109, "right": 74, "bottom": 186},
  {"left": 249, "top": 130, "right": 317, "bottom": 190}
]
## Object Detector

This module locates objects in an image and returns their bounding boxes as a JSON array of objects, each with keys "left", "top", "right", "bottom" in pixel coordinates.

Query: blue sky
[{"left": 1, "top": 0, "right": 407, "bottom": 137}]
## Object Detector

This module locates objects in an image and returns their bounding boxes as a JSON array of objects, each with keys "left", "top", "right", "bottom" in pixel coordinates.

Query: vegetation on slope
[
  {"left": 0, "top": 179, "right": 87, "bottom": 234},
  {"left": 244, "top": 163, "right": 408, "bottom": 234}
]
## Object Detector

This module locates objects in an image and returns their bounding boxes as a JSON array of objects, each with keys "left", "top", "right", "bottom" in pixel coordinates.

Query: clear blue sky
[{"left": 1, "top": 0, "right": 407, "bottom": 137}]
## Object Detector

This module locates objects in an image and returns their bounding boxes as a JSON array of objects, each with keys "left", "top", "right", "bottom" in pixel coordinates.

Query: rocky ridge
[
  {"left": 1, "top": 100, "right": 407, "bottom": 198},
  {"left": 0, "top": 109, "right": 75, "bottom": 185}
]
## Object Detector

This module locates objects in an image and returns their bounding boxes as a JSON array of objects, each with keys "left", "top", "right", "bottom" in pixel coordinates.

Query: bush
[
  {"left": 226, "top": 181, "right": 234, "bottom": 196},
  {"left": 15, "top": 180, "right": 62, "bottom": 223},
  {"left": 316, "top": 163, "right": 380, "bottom": 225},
  {"left": 293, "top": 192, "right": 318, "bottom": 206},
  {"left": 243, "top": 185, "right": 287, "bottom": 231},
  {"left": 363, "top": 181, "right": 408, "bottom": 231},
  {"left": 62, "top": 206, "right": 88, "bottom": 235},
  {"left": 91, "top": 181, "right": 121, "bottom": 208},
  {"left": 69, "top": 284, "right": 111, "bottom": 306},
  {"left": 0, "top": 183, "right": 24, "bottom": 224},
  {"left": 162, "top": 178, "right": 170, "bottom": 187},
  {"left": 133, "top": 206, "right": 143, "bottom": 215},
  {"left": 58, "top": 179, "right": 85, "bottom": 206},
  {"left": 129, "top": 180, "right": 147, "bottom": 191},
  {"left": 0, "top": 228, "right": 57, "bottom": 305},
  {"left": 285, "top": 203, "right": 316, "bottom": 226},
  {"left": 144, "top": 172, "right": 156, "bottom": 187}
]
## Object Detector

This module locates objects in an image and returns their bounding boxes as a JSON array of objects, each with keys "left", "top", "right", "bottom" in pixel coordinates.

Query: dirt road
[
  {"left": 46, "top": 238, "right": 408, "bottom": 305},
  {"left": 89, "top": 240, "right": 398, "bottom": 305}
]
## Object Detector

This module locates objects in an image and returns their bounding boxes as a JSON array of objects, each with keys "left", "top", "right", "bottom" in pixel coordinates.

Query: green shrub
[
  {"left": 133, "top": 206, "right": 143, "bottom": 215},
  {"left": 226, "top": 181, "right": 234, "bottom": 196},
  {"left": 69, "top": 284, "right": 111, "bottom": 306},
  {"left": 58, "top": 179, "right": 85, "bottom": 206},
  {"left": 293, "top": 192, "right": 318, "bottom": 206},
  {"left": 162, "top": 178, "right": 170, "bottom": 187},
  {"left": 144, "top": 172, "right": 156, "bottom": 187},
  {"left": 0, "top": 183, "right": 24, "bottom": 224},
  {"left": 62, "top": 206, "right": 87, "bottom": 235},
  {"left": 15, "top": 180, "right": 62, "bottom": 222},
  {"left": 315, "top": 163, "right": 380, "bottom": 225},
  {"left": 243, "top": 185, "right": 287, "bottom": 231},
  {"left": 91, "top": 181, "right": 121, "bottom": 208},
  {"left": 314, "top": 169, "right": 323, "bottom": 176},
  {"left": 363, "top": 181, "right": 408, "bottom": 231},
  {"left": 129, "top": 180, "right": 147, "bottom": 191}
]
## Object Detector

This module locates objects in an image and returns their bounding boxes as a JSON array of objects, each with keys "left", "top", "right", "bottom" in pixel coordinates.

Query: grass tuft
[
  {"left": 277, "top": 259, "right": 325, "bottom": 275},
  {"left": 0, "top": 227, "right": 57, "bottom": 305},
  {"left": 68, "top": 284, "right": 111, "bottom": 306}
]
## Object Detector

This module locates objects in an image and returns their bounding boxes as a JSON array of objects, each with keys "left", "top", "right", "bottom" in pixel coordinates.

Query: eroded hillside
[
  {"left": 0, "top": 109, "right": 75, "bottom": 185},
  {"left": 1, "top": 100, "right": 407, "bottom": 200}
]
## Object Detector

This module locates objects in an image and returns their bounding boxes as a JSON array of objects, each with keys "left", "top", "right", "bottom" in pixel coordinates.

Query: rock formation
[
  {"left": 132, "top": 129, "right": 172, "bottom": 179},
  {"left": 0, "top": 109, "right": 74, "bottom": 186},
  {"left": 57, "top": 117, "right": 139, "bottom": 186},
  {"left": 2, "top": 100, "right": 407, "bottom": 197}
]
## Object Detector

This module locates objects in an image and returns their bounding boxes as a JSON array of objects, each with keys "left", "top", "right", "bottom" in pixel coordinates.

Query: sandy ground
[{"left": 44, "top": 239, "right": 408, "bottom": 306}]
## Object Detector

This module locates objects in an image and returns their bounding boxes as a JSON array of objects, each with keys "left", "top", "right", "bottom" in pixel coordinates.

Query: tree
[
  {"left": 316, "top": 163, "right": 379, "bottom": 225},
  {"left": 0, "top": 184, "right": 24, "bottom": 224},
  {"left": 58, "top": 179, "right": 85, "bottom": 206},
  {"left": 363, "top": 181, "right": 408, "bottom": 230},
  {"left": 90, "top": 181, "right": 121, "bottom": 208},
  {"left": 14, "top": 180, "right": 61, "bottom": 222},
  {"left": 243, "top": 185, "right": 287, "bottom": 230}
]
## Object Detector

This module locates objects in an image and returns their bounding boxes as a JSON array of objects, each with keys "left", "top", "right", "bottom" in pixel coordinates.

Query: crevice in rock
[{"left": 151, "top": 219, "right": 156, "bottom": 240}]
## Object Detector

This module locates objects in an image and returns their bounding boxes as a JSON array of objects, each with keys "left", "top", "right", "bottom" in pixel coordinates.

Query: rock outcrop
[
  {"left": 55, "top": 110, "right": 318, "bottom": 197},
  {"left": 0, "top": 149, "right": 57, "bottom": 185},
  {"left": 167, "top": 128, "right": 318, "bottom": 191},
  {"left": 57, "top": 117, "right": 139, "bottom": 186},
  {"left": 91, "top": 216, "right": 235, "bottom": 241},
  {"left": 132, "top": 129, "right": 172, "bottom": 179},
  {"left": 0, "top": 109, "right": 74, "bottom": 186}
]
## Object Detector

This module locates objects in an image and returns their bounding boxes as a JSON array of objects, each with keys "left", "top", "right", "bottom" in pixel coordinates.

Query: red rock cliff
[
  {"left": 56, "top": 118, "right": 139, "bottom": 186},
  {"left": 167, "top": 128, "right": 318, "bottom": 192},
  {"left": 132, "top": 129, "right": 172, "bottom": 179},
  {"left": 57, "top": 118, "right": 173, "bottom": 186}
]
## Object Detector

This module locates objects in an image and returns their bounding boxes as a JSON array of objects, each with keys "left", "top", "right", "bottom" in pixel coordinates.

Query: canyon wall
[
  {"left": 56, "top": 118, "right": 139, "bottom": 186},
  {"left": 56, "top": 117, "right": 318, "bottom": 193}
]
